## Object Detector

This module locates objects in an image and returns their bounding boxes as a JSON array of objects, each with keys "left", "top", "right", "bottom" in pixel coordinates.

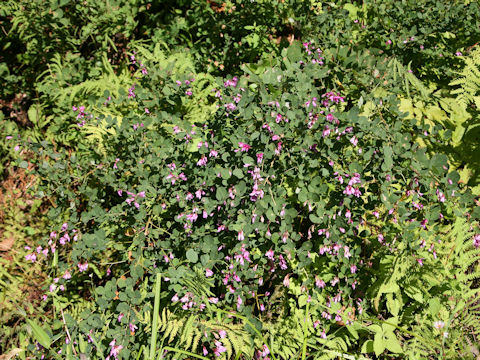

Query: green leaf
[
  {"left": 361, "top": 340, "right": 374, "bottom": 353},
  {"left": 19, "top": 161, "right": 29, "bottom": 169},
  {"left": 383, "top": 145, "right": 393, "bottom": 170},
  {"left": 373, "top": 332, "right": 386, "bottom": 356},
  {"left": 26, "top": 319, "right": 51, "bottom": 349},
  {"left": 428, "top": 298, "right": 441, "bottom": 316},
  {"left": 233, "top": 168, "right": 244, "bottom": 179},
  {"left": 384, "top": 331, "right": 403, "bottom": 353},
  {"left": 216, "top": 187, "right": 228, "bottom": 201},
  {"left": 287, "top": 42, "right": 302, "bottom": 63},
  {"left": 186, "top": 249, "right": 198, "bottom": 263}
]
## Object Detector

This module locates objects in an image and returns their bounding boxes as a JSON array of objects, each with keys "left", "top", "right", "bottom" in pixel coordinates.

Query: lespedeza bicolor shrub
[{"left": 25, "top": 40, "right": 479, "bottom": 359}]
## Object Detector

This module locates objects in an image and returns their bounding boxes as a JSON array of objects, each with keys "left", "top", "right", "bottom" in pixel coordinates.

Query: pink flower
[
  {"left": 315, "top": 276, "right": 325, "bottom": 288},
  {"left": 433, "top": 321, "right": 445, "bottom": 330},
  {"left": 265, "top": 249, "right": 274, "bottom": 260},
  {"left": 225, "top": 103, "right": 237, "bottom": 111},
  {"left": 219, "top": 330, "right": 227, "bottom": 339},
  {"left": 205, "top": 268, "right": 213, "bottom": 277},
  {"left": 238, "top": 142, "right": 251, "bottom": 152},
  {"left": 78, "top": 262, "right": 88, "bottom": 272},
  {"left": 203, "top": 346, "right": 208, "bottom": 356},
  {"left": 261, "top": 344, "right": 270, "bottom": 357},
  {"left": 236, "top": 296, "right": 243, "bottom": 310},
  {"left": 107, "top": 339, "right": 123, "bottom": 360},
  {"left": 238, "top": 230, "right": 244, "bottom": 241},
  {"left": 129, "top": 323, "right": 138, "bottom": 334},
  {"left": 437, "top": 189, "right": 446, "bottom": 203},
  {"left": 197, "top": 156, "right": 208, "bottom": 166},
  {"left": 256, "top": 153, "right": 263, "bottom": 163},
  {"left": 473, "top": 234, "right": 480, "bottom": 248},
  {"left": 214, "top": 340, "right": 227, "bottom": 357},
  {"left": 283, "top": 274, "right": 290, "bottom": 288},
  {"left": 25, "top": 253, "right": 37, "bottom": 263}
]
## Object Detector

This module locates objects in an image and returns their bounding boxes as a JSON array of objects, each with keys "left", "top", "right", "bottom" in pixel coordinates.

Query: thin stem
[
  {"left": 60, "top": 308, "right": 77, "bottom": 357},
  {"left": 162, "top": 346, "right": 209, "bottom": 360}
]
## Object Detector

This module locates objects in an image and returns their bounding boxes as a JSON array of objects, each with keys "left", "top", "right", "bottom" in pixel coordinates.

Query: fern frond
[{"left": 449, "top": 48, "right": 480, "bottom": 109}]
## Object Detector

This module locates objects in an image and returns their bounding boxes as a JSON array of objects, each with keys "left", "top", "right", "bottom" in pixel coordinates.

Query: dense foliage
[{"left": 1, "top": 1, "right": 480, "bottom": 360}]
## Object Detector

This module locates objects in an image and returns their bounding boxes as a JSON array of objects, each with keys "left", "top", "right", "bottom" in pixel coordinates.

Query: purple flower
[
  {"left": 224, "top": 103, "right": 237, "bottom": 112},
  {"left": 473, "top": 234, "right": 480, "bottom": 248},
  {"left": 128, "top": 85, "right": 135, "bottom": 98},
  {"left": 129, "top": 323, "right": 138, "bottom": 334}
]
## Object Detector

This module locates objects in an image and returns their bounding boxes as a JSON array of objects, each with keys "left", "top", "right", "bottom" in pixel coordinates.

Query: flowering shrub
[{"left": 21, "top": 39, "right": 480, "bottom": 360}]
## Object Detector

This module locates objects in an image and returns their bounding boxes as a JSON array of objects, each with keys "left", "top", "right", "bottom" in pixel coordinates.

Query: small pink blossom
[
  {"left": 473, "top": 234, "right": 480, "bottom": 248},
  {"left": 238, "top": 142, "right": 251, "bottom": 152},
  {"left": 265, "top": 249, "right": 274, "bottom": 260},
  {"left": 214, "top": 340, "right": 227, "bottom": 357},
  {"left": 78, "top": 262, "right": 88, "bottom": 272}
]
